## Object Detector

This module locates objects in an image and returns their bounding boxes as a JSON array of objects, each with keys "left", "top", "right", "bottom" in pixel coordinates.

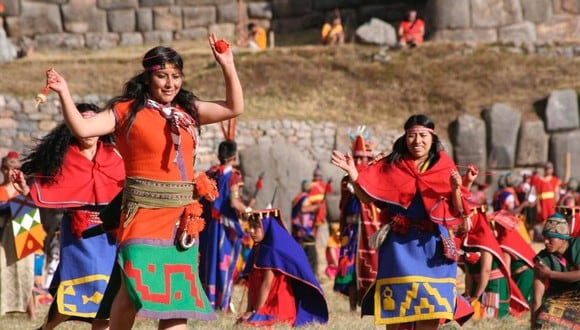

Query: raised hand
[
  {"left": 331, "top": 150, "right": 358, "bottom": 181},
  {"left": 45, "top": 68, "right": 70, "bottom": 94},
  {"left": 208, "top": 33, "right": 234, "bottom": 66},
  {"left": 9, "top": 169, "right": 30, "bottom": 196}
]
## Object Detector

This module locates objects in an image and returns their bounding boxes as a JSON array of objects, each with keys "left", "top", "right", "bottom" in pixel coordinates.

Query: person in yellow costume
[
  {"left": 247, "top": 23, "right": 267, "bottom": 50},
  {"left": 321, "top": 14, "right": 345, "bottom": 45}
]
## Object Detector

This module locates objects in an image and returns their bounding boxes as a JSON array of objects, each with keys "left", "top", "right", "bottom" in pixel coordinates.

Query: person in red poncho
[
  {"left": 11, "top": 103, "right": 125, "bottom": 329},
  {"left": 331, "top": 114, "right": 473, "bottom": 328}
]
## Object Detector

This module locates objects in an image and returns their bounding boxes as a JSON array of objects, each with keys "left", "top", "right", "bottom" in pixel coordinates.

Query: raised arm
[
  {"left": 197, "top": 34, "right": 244, "bottom": 125},
  {"left": 46, "top": 68, "right": 116, "bottom": 138},
  {"left": 330, "top": 150, "right": 373, "bottom": 204}
]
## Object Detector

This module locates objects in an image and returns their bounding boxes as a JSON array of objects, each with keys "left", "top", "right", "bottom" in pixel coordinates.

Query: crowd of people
[{"left": 0, "top": 17, "right": 578, "bottom": 330}]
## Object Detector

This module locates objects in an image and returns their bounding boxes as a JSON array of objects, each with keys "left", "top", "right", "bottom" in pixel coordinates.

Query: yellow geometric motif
[
  {"left": 382, "top": 286, "right": 395, "bottom": 311},
  {"left": 423, "top": 282, "right": 451, "bottom": 313},
  {"left": 63, "top": 284, "right": 75, "bottom": 296},
  {"left": 82, "top": 291, "right": 104, "bottom": 305},
  {"left": 400, "top": 283, "right": 420, "bottom": 316},
  {"left": 414, "top": 298, "right": 435, "bottom": 314}
]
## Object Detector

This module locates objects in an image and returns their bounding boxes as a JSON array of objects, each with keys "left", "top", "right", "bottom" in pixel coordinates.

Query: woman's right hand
[
  {"left": 10, "top": 169, "right": 30, "bottom": 196},
  {"left": 46, "top": 68, "right": 70, "bottom": 94},
  {"left": 331, "top": 150, "right": 358, "bottom": 181}
]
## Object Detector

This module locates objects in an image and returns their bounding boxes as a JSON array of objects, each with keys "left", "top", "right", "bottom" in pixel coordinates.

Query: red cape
[
  {"left": 491, "top": 212, "right": 536, "bottom": 267},
  {"left": 461, "top": 212, "right": 530, "bottom": 316},
  {"left": 357, "top": 150, "right": 462, "bottom": 226},
  {"left": 29, "top": 142, "right": 125, "bottom": 208}
]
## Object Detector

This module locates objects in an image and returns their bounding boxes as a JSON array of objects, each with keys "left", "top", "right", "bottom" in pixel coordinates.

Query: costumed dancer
[
  {"left": 0, "top": 152, "right": 35, "bottom": 319},
  {"left": 458, "top": 169, "right": 530, "bottom": 319},
  {"left": 331, "top": 114, "right": 473, "bottom": 328},
  {"left": 41, "top": 35, "right": 243, "bottom": 329},
  {"left": 236, "top": 209, "right": 328, "bottom": 327},
  {"left": 324, "top": 220, "right": 340, "bottom": 279},
  {"left": 291, "top": 180, "right": 322, "bottom": 276},
  {"left": 333, "top": 126, "right": 381, "bottom": 312},
  {"left": 310, "top": 164, "right": 332, "bottom": 227},
  {"left": 12, "top": 103, "right": 124, "bottom": 329},
  {"left": 532, "top": 213, "right": 580, "bottom": 329},
  {"left": 532, "top": 162, "right": 561, "bottom": 229},
  {"left": 200, "top": 136, "right": 255, "bottom": 312}
]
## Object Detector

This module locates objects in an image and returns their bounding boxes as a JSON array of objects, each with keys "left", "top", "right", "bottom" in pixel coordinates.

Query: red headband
[{"left": 405, "top": 126, "right": 436, "bottom": 135}]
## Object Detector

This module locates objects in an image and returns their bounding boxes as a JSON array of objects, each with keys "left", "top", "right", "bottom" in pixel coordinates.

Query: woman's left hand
[
  {"left": 208, "top": 33, "right": 234, "bottom": 66},
  {"left": 464, "top": 164, "right": 479, "bottom": 185},
  {"left": 331, "top": 150, "right": 358, "bottom": 180},
  {"left": 10, "top": 169, "right": 30, "bottom": 196}
]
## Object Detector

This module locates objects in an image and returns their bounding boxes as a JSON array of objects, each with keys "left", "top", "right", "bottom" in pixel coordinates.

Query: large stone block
[
  {"left": 143, "top": 30, "right": 173, "bottom": 44},
  {"left": 498, "top": 21, "right": 537, "bottom": 45},
  {"left": 557, "top": 0, "right": 580, "bottom": 14},
  {"left": 108, "top": 9, "right": 136, "bottom": 33},
  {"left": 177, "top": 0, "right": 234, "bottom": 5},
  {"left": 545, "top": 89, "right": 579, "bottom": 132},
  {"left": 85, "top": 32, "right": 120, "bottom": 49},
  {"left": 471, "top": 0, "right": 523, "bottom": 28},
  {"left": 62, "top": 1, "right": 107, "bottom": 33},
  {"left": 35, "top": 33, "right": 85, "bottom": 50},
  {"left": 550, "top": 130, "right": 580, "bottom": 179},
  {"left": 139, "top": 0, "right": 174, "bottom": 6},
  {"left": 136, "top": 8, "right": 153, "bottom": 32},
  {"left": 98, "top": 0, "right": 138, "bottom": 9},
  {"left": 426, "top": 0, "right": 470, "bottom": 29},
  {"left": 153, "top": 6, "right": 183, "bottom": 31},
  {"left": 183, "top": 6, "right": 216, "bottom": 29},
  {"left": 247, "top": 1, "right": 273, "bottom": 19},
  {"left": 119, "top": 32, "right": 144, "bottom": 46},
  {"left": 217, "top": 2, "right": 239, "bottom": 23},
  {"left": 521, "top": 0, "right": 553, "bottom": 23},
  {"left": 449, "top": 114, "right": 487, "bottom": 177},
  {"left": 516, "top": 121, "right": 549, "bottom": 166},
  {"left": 536, "top": 15, "right": 580, "bottom": 42},
  {"left": 483, "top": 103, "right": 521, "bottom": 169},
  {"left": 207, "top": 23, "right": 236, "bottom": 38},
  {"left": 5, "top": 2, "right": 62, "bottom": 37}
]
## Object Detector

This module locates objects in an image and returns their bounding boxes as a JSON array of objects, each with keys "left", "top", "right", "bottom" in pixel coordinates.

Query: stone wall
[{"left": 427, "top": 0, "right": 580, "bottom": 44}]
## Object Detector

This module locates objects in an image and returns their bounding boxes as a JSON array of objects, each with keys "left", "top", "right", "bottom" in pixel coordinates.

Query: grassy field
[{"left": 1, "top": 277, "right": 530, "bottom": 330}]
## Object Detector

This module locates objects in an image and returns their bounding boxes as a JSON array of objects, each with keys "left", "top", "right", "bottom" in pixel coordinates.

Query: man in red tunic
[
  {"left": 532, "top": 162, "right": 560, "bottom": 231},
  {"left": 398, "top": 10, "right": 425, "bottom": 48}
]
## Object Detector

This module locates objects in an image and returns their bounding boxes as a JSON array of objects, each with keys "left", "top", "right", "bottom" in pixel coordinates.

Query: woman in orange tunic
[{"left": 42, "top": 34, "right": 243, "bottom": 330}]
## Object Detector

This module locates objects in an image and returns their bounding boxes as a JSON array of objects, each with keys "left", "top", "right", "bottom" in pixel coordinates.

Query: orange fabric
[
  {"left": 0, "top": 185, "right": 10, "bottom": 202},
  {"left": 253, "top": 27, "right": 267, "bottom": 49},
  {"left": 113, "top": 100, "right": 198, "bottom": 243},
  {"left": 399, "top": 19, "right": 424, "bottom": 45}
]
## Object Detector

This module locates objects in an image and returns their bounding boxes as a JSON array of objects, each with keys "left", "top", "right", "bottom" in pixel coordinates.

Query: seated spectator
[
  {"left": 398, "top": 10, "right": 425, "bottom": 48},
  {"left": 321, "top": 14, "right": 345, "bottom": 46},
  {"left": 531, "top": 213, "right": 580, "bottom": 329},
  {"left": 246, "top": 23, "right": 267, "bottom": 50}
]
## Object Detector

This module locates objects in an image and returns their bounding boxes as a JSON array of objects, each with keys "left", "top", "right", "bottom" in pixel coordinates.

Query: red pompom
[{"left": 215, "top": 39, "right": 229, "bottom": 53}]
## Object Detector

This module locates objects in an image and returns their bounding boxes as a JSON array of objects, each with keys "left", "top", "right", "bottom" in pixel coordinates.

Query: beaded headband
[
  {"left": 405, "top": 126, "right": 436, "bottom": 135},
  {"left": 146, "top": 62, "right": 179, "bottom": 72},
  {"left": 543, "top": 213, "right": 570, "bottom": 240}
]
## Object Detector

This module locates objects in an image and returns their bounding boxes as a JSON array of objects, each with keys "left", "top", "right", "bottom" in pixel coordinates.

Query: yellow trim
[
  {"left": 539, "top": 191, "right": 555, "bottom": 199},
  {"left": 372, "top": 276, "right": 455, "bottom": 325},
  {"left": 56, "top": 274, "right": 110, "bottom": 317}
]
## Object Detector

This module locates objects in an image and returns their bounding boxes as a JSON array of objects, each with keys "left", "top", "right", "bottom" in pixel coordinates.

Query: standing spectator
[
  {"left": 199, "top": 139, "right": 255, "bottom": 312},
  {"left": 398, "top": 9, "right": 425, "bottom": 48},
  {"left": 532, "top": 162, "right": 561, "bottom": 239},
  {"left": 321, "top": 13, "right": 345, "bottom": 46},
  {"left": 0, "top": 152, "right": 35, "bottom": 320},
  {"left": 331, "top": 114, "right": 472, "bottom": 328},
  {"left": 532, "top": 213, "right": 580, "bottom": 329},
  {"left": 333, "top": 127, "right": 381, "bottom": 312},
  {"left": 40, "top": 34, "right": 243, "bottom": 329}
]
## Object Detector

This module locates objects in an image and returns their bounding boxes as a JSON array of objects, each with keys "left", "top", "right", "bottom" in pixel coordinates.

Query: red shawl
[
  {"left": 29, "top": 141, "right": 125, "bottom": 208},
  {"left": 357, "top": 150, "right": 463, "bottom": 226},
  {"left": 461, "top": 212, "right": 530, "bottom": 316}
]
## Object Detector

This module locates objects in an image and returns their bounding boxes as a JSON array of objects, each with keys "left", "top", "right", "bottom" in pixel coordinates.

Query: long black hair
[
  {"left": 385, "top": 114, "right": 443, "bottom": 168},
  {"left": 21, "top": 103, "right": 114, "bottom": 184},
  {"left": 104, "top": 46, "right": 201, "bottom": 138}
]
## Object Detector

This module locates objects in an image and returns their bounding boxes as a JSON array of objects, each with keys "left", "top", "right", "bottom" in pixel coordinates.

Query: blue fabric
[
  {"left": 361, "top": 193, "right": 457, "bottom": 324},
  {"left": 241, "top": 212, "right": 329, "bottom": 326},
  {"left": 199, "top": 166, "right": 243, "bottom": 311}
]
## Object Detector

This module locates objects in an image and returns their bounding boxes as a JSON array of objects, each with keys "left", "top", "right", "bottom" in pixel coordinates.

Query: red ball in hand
[{"left": 215, "top": 39, "right": 229, "bottom": 53}]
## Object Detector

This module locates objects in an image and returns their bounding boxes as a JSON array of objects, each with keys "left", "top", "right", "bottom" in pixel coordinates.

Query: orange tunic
[{"left": 113, "top": 101, "right": 197, "bottom": 243}]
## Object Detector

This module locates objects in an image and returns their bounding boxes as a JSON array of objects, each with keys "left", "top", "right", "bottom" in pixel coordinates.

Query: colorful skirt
[
  {"left": 536, "top": 289, "right": 580, "bottom": 329},
  {"left": 361, "top": 225, "right": 457, "bottom": 325},
  {"left": 119, "top": 239, "right": 214, "bottom": 320},
  {"left": 51, "top": 213, "right": 116, "bottom": 318}
]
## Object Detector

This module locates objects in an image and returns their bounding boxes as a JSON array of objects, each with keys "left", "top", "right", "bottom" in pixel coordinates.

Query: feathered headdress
[{"left": 348, "top": 126, "right": 374, "bottom": 158}]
